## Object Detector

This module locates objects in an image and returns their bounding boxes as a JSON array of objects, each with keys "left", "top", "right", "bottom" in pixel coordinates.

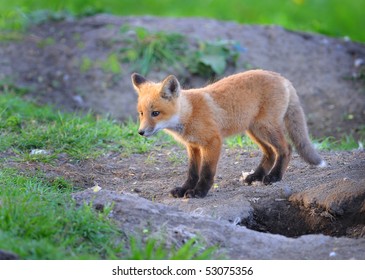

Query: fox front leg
[
  {"left": 170, "top": 146, "right": 201, "bottom": 198},
  {"left": 184, "top": 138, "right": 221, "bottom": 198}
]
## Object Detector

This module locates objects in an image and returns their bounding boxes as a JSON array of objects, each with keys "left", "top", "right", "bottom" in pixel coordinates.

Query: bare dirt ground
[
  {"left": 8, "top": 146, "right": 365, "bottom": 237},
  {"left": 1, "top": 15, "right": 365, "bottom": 259}
]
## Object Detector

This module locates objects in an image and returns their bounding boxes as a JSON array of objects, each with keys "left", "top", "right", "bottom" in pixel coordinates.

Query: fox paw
[
  {"left": 170, "top": 187, "right": 187, "bottom": 198},
  {"left": 244, "top": 174, "right": 263, "bottom": 185},
  {"left": 184, "top": 189, "right": 207, "bottom": 199},
  {"left": 262, "top": 174, "right": 281, "bottom": 185}
]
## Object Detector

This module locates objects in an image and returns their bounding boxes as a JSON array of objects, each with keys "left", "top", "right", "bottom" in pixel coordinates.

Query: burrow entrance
[{"left": 240, "top": 199, "right": 365, "bottom": 238}]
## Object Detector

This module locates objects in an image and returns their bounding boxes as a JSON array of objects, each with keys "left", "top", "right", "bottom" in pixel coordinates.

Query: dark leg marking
[{"left": 184, "top": 163, "right": 214, "bottom": 198}]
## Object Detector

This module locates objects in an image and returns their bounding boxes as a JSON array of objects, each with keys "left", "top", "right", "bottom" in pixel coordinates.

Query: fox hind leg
[
  {"left": 245, "top": 130, "right": 276, "bottom": 184},
  {"left": 261, "top": 127, "right": 292, "bottom": 185}
]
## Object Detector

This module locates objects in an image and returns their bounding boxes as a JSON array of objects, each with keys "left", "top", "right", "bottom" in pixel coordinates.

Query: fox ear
[
  {"left": 131, "top": 73, "right": 147, "bottom": 91},
  {"left": 161, "top": 75, "right": 180, "bottom": 100}
]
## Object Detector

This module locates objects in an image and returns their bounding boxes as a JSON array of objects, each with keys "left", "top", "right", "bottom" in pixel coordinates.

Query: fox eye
[
  {"left": 151, "top": 111, "right": 160, "bottom": 117},
  {"left": 139, "top": 112, "right": 143, "bottom": 116}
]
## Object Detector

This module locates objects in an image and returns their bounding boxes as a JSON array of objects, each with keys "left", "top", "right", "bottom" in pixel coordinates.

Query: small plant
[
  {"left": 119, "top": 25, "right": 243, "bottom": 77},
  {"left": 120, "top": 25, "right": 187, "bottom": 76},
  {"left": 4, "top": 115, "right": 22, "bottom": 131},
  {"left": 101, "top": 53, "right": 122, "bottom": 74},
  {"left": 79, "top": 56, "right": 93, "bottom": 72},
  {"left": 127, "top": 237, "right": 217, "bottom": 260},
  {"left": 225, "top": 134, "right": 256, "bottom": 150},
  {"left": 313, "top": 134, "right": 363, "bottom": 151},
  {"left": 50, "top": 176, "right": 74, "bottom": 191},
  {"left": 37, "top": 37, "right": 55, "bottom": 48},
  {"left": 188, "top": 40, "right": 241, "bottom": 77},
  {"left": 0, "top": 79, "right": 28, "bottom": 95}
]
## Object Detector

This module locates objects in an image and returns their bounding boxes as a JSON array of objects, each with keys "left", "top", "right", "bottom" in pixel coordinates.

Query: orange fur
[{"left": 131, "top": 70, "right": 325, "bottom": 198}]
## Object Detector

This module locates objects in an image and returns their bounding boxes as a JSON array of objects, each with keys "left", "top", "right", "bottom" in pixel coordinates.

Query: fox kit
[{"left": 131, "top": 70, "right": 325, "bottom": 198}]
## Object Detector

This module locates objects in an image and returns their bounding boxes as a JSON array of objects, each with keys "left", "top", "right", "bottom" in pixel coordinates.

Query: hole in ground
[{"left": 241, "top": 199, "right": 365, "bottom": 238}]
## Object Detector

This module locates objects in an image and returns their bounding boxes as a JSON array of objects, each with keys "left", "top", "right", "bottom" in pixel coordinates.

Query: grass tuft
[{"left": 127, "top": 237, "right": 218, "bottom": 260}]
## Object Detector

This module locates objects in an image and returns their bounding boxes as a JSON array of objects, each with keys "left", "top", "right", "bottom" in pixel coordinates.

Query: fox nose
[{"left": 138, "top": 130, "right": 145, "bottom": 136}]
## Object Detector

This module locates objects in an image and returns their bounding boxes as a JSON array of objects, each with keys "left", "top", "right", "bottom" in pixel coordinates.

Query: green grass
[
  {"left": 314, "top": 135, "right": 364, "bottom": 151},
  {"left": 225, "top": 134, "right": 256, "bottom": 150},
  {"left": 0, "top": 168, "right": 122, "bottom": 259},
  {"left": 0, "top": 91, "right": 173, "bottom": 161},
  {"left": 127, "top": 238, "right": 217, "bottom": 260},
  {"left": 0, "top": 0, "right": 364, "bottom": 42}
]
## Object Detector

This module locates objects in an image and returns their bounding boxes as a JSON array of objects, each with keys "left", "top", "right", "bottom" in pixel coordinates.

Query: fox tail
[{"left": 284, "top": 85, "right": 326, "bottom": 167}]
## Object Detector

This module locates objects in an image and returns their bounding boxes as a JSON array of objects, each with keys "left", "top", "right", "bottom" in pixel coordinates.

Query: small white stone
[
  {"left": 241, "top": 170, "right": 254, "bottom": 180},
  {"left": 30, "top": 149, "right": 49, "bottom": 155},
  {"left": 317, "top": 160, "right": 327, "bottom": 168},
  {"left": 354, "top": 58, "right": 364, "bottom": 68}
]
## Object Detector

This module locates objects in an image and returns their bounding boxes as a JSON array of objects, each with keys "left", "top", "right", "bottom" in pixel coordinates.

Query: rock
[
  {"left": 161, "top": 194, "right": 253, "bottom": 224},
  {"left": 72, "top": 189, "right": 365, "bottom": 259}
]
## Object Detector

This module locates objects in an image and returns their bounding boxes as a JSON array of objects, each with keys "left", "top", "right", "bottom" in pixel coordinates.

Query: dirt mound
[{"left": 0, "top": 14, "right": 364, "bottom": 138}]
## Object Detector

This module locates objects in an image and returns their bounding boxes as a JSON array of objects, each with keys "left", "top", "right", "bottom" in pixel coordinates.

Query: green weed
[
  {"left": 127, "top": 238, "right": 217, "bottom": 260},
  {"left": 225, "top": 134, "right": 256, "bottom": 150},
  {"left": 167, "top": 150, "right": 186, "bottom": 166},
  {"left": 188, "top": 40, "right": 241, "bottom": 77},
  {"left": 80, "top": 53, "right": 122, "bottom": 74},
  {"left": 0, "top": 79, "right": 29, "bottom": 95},
  {"left": 101, "top": 53, "right": 122, "bottom": 75},
  {"left": 79, "top": 56, "right": 93, "bottom": 72},
  {"left": 36, "top": 36, "right": 55, "bottom": 48},
  {"left": 314, "top": 135, "right": 363, "bottom": 151},
  {"left": 120, "top": 25, "right": 187, "bottom": 76},
  {"left": 119, "top": 25, "right": 242, "bottom": 77}
]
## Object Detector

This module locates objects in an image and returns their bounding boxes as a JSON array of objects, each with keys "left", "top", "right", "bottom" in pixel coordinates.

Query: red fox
[{"left": 131, "top": 70, "right": 326, "bottom": 198}]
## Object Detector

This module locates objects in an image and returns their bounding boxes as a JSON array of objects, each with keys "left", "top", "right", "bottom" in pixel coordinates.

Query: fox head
[{"left": 131, "top": 73, "right": 181, "bottom": 137}]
